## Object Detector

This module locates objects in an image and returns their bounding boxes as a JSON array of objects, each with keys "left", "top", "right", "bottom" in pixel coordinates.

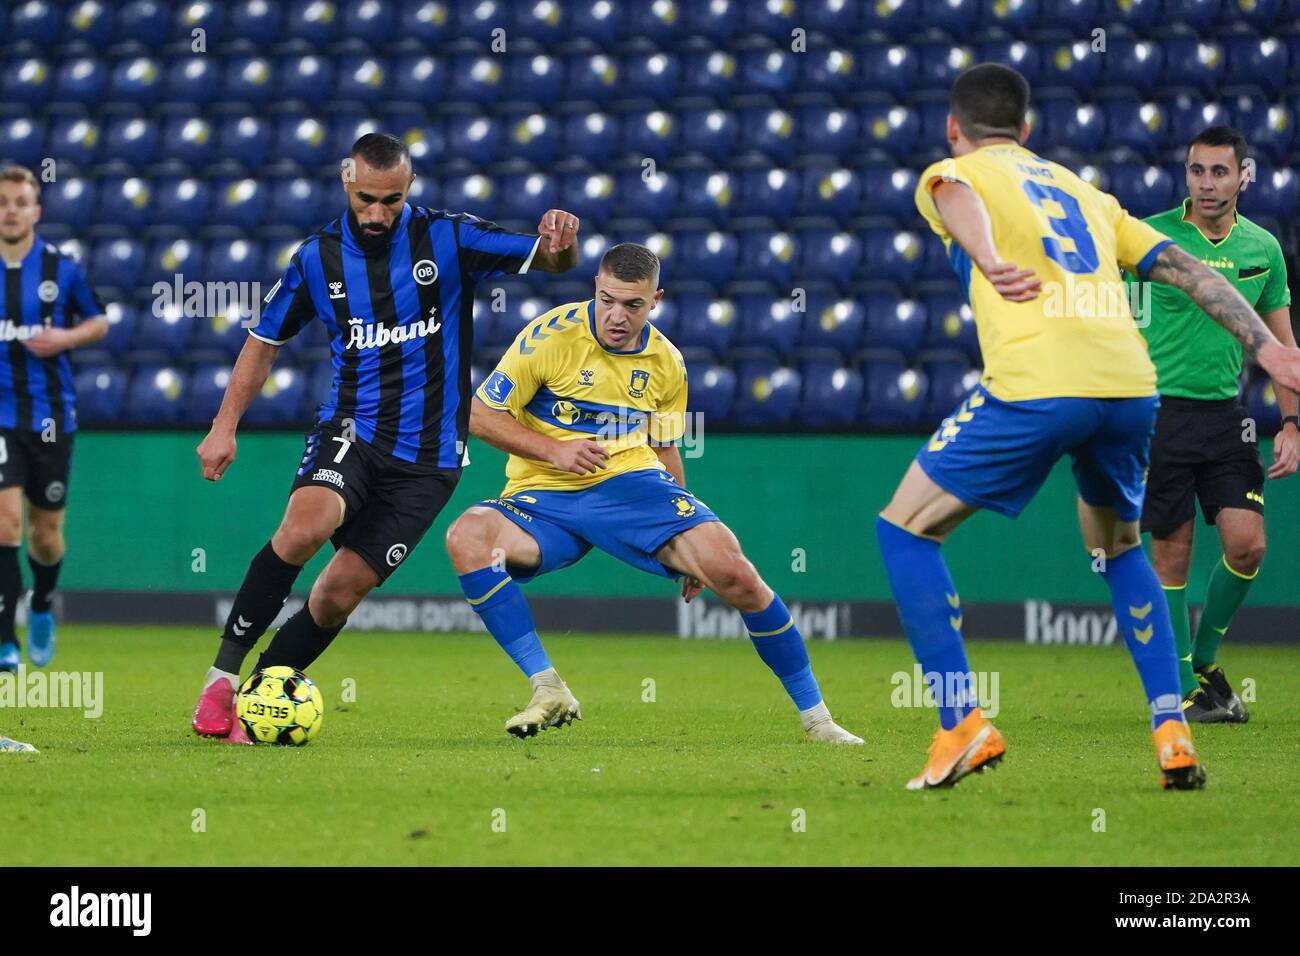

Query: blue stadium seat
[
  {"left": 1101, "top": 96, "right": 1164, "bottom": 159},
  {"left": 1160, "top": 92, "right": 1215, "bottom": 148},
  {"left": 209, "top": 178, "right": 264, "bottom": 231},
  {"left": 686, "top": 365, "right": 737, "bottom": 424},
  {"left": 858, "top": 166, "right": 918, "bottom": 222},
  {"left": 109, "top": 56, "right": 164, "bottom": 106},
  {"left": 224, "top": 55, "right": 275, "bottom": 105},
  {"left": 1037, "top": 95, "right": 1104, "bottom": 153},
  {"left": 924, "top": 358, "right": 979, "bottom": 423},
  {"left": 917, "top": 43, "right": 976, "bottom": 92},
  {"left": 615, "top": 168, "right": 676, "bottom": 226},
  {"left": 56, "top": 57, "right": 107, "bottom": 102},
  {"left": 1246, "top": 167, "right": 1299, "bottom": 222},
  {"left": 801, "top": 48, "right": 858, "bottom": 97},
  {"left": 275, "top": 116, "right": 330, "bottom": 168},
  {"left": 1164, "top": 0, "right": 1223, "bottom": 31},
  {"left": 683, "top": 0, "right": 739, "bottom": 42},
  {"left": 922, "top": 292, "right": 980, "bottom": 362},
  {"left": 681, "top": 49, "right": 737, "bottom": 100},
  {"left": 736, "top": 166, "right": 797, "bottom": 221},
  {"left": 124, "top": 369, "right": 188, "bottom": 424},
  {"left": 246, "top": 367, "right": 308, "bottom": 426},
  {"left": 862, "top": 0, "right": 919, "bottom": 37},
  {"left": 265, "top": 176, "right": 325, "bottom": 233},
  {"left": 74, "top": 367, "right": 128, "bottom": 425},
  {"left": 676, "top": 231, "right": 739, "bottom": 284},
  {"left": 132, "top": 304, "right": 192, "bottom": 362},
  {"left": 174, "top": 1, "right": 223, "bottom": 47},
  {"left": 799, "top": 106, "right": 859, "bottom": 160},
  {"left": 1106, "top": 163, "right": 1175, "bottom": 219},
  {"left": 505, "top": 52, "right": 564, "bottom": 106},
  {"left": 980, "top": 0, "right": 1038, "bottom": 37},
  {"left": 227, "top": 0, "right": 282, "bottom": 39},
  {"left": 163, "top": 55, "right": 219, "bottom": 105},
  {"left": 739, "top": 107, "right": 797, "bottom": 164},
  {"left": 1106, "top": 0, "right": 1159, "bottom": 30},
  {"left": 569, "top": 0, "right": 620, "bottom": 42},
  {"left": 1228, "top": 98, "right": 1294, "bottom": 161},
  {"left": 442, "top": 113, "right": 500, "bottom": 166},
  {"left": 158, "top": 114, "right": 215, "bottom": 166},
  {"left": 99, "top": 301, "right": 136, "bottom": 359},
  {"left": 495, "top": 171, "right": 558, "bottom": 224},
  {"left": 9, "top": 1, "right": 62, "bottom": 44},
  {"left": 1245, "top": 379, "right": 1282, "bottom": 436},
  {"left": 798, "top": 230, "right": 862, "bottom": 286},
  {"left": 344, "top": 0, "right": 397, "bottom": 44},
  {"left": 742, "top": 2, "right": 798, "bottom": 41},
  {"left": 648, "top": 298, "right": 679, "bottom": 341},
  {"left": 1036, "top": 40, "right": 1099, "bottom": 94},
  {"left": 335, "top": 55, "right": 388, "bottom": 103},
  {"left": 860, "top": 229, "right": 926, "bottom": 286},
  {"left": 806, "top": 0, "right": 862, "bottom": 34},
  {"left": 102, "top": 115, "right": 159, "bottom": 167},
  {"left": 1103, "top": 39, "right": 1164, "bottom": 97},
  {"left": 329, "top": 111, "right": 379, "bottom": 164},
  {"left": 193, "top": 308, "right": 251, "bottom": 362},
  {"left": 911, "top": 96, "right": 951, "bottom": 149},
  {"left": 114, "top": 1, "right": 170, "bottom": 42},
  {"left": 863, "top": 293, "right": 928, "bottom": 359},
  {"left": 732, "top": 362, "right": 801, "bottom": 426},
  {"left": 800, "top": 297, "right": 866, "bottom": 354},
  {"left": 448, "top": 53, "right": 504, "bottom": 105},
  {"left": 1227, "top": 0, "right": 1283, "bottom": 30},
  {"left": 674, "top": 296, "right": 737, "bottom": 357},
  {"left": 210, "top": 114, "right": 265, "bottom": 166},
  {"left": 185, "top": 364, "right": 233, "bottom": 425},
  {"left": 559, "top": 171, "right": 614, "bottom": 227},
  {"left": 1040, "top": 0, "right": 1099, "bottom": 31},
  {"left": 736, "top": 231, "right": 798, "bottom": 286},
  {"left": 619, "top": 109, "right": 678, "bottom": 164},
  {"left": 0, "top": 115, "right": 41, "bottom": 166},
  {"left": 502, "top": 112, "right": 560, "bottom": 166},
  {"left": 800, "top": 167, "right": 861, "bottom": 222},
  {"left": 280, "top": 54, "right": 336, "bottom": 105},
  {"left": 799, "top": 361, "right": 864, "bottom": 427},
  {"left": 623, "top": 51, "right": 679, "bottom": 104},
  {"left": 860, "top": 43, "right": 919, "bottom": 99},
  {"left": 144, "top": 237, "right": 203, "bottom": 285},
  {"left": 205, "top": 238, "right": 263, "bottom": 285},
  {"left": 40, "top": 177, "right": 95, "bottom": 230},
  {"left": 735, "top": 296, "right": 802, "bottom": 357},
  {"left": 97, "top": 177, "right": 152, "bottom": 230},
  {"left": 1162, "top": 36, "right": 1225, "bottom": 94},
  {"left": 859, "top": 101, "right": 919, "bottom": 161},
  {"left": 562, "top": 112, "right": 618, "bottom": 164},
  {"left": 283, "top": 0, "right": 342, "bottom": 44},
  {"left": 514, "top": 0, "right": 568, "bottom": 45},
  {"left": 91, "top": 239, "right": 144, "bottom": 290},
  {"left": 681, "top": 109, "right": 739, "bottom": 164},
  {"left": 975, "top": 39, "right": 1040, "bottom": 88},
  {"left": 862, "top": 362, "right": 928, "bottom": 429},
  {"left": 1224, "top": 36, "right": 1288, "bottom": 96},
  {"left": 564, "top": 52, "right": 620, "bottom": 104},
  {"left": 676, "top": 169, "right": 735, "bottom": 223},
  {"left": 1, "top": 57, "right": 52, "bottom": 105},
  {"left": 441, "top": 174, "right": 495, "bottom": 222}
]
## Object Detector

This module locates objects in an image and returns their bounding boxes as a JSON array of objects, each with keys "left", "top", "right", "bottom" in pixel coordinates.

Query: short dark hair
[
  {"left": 350, "top": 132, "right": 410, "bottom": 170},
  {"left": 950, "top": 63, "right": 1030, "bottom": 142},
  {"left": 1188, "top": 126, "right": 1249, "bottom": 168},
  {"left": 598, "top": 243, "right": 660, "bottom": 284}
]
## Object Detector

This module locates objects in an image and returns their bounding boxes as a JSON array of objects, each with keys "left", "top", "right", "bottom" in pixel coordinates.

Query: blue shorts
[
  {"left": 916, "top": 385, "right": 1159, "bottom": 520},
  {"left": 480, "top": 467, "right": 720, "bottom": 581}
]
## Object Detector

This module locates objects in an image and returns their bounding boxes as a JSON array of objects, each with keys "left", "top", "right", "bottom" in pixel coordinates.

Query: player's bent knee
[
  {"left": 444, "top": 509, "right": 504, "bottom": 569},
  {"left": 1225, "top": 539, "right": 1266, "bottom": 576}
]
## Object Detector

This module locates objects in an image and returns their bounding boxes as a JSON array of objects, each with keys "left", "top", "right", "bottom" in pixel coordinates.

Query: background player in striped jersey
[
  {"left": 875, "top": 65, "right": 1300, "bottom": 791},
  {"left": 1134, "top": 127, "right": 1295, "bottom": 723},
  {"left": 191, "top": 134, "right": 582, "bottom": 741},
  {"left": 0, "top": 165, "right": 108, "bottom": 673},
  {"left": 445, "top": 243, "right": 862, "bottom": 744}
]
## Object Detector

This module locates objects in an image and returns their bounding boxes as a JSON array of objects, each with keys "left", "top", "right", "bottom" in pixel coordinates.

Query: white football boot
[
  {"left": 800, "top": 701, "right": 864, "bottom": 744},
  {"left": 505, "top": 669, "right": 582, "bottom": 738}
]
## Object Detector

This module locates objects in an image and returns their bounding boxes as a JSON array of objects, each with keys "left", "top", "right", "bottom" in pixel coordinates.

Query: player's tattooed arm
[
  {"left": 470, "top": 397, "right": 608, "bottom": 475},
  {"left": 1149, "top": 244, "right": 1300, "bottom": 394}
]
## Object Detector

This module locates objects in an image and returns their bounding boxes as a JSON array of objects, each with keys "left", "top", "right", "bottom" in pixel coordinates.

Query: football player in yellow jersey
[
  {"left": 445, "top": 244, "right": 861, "bottom": 743},
  {"left": 874, "top": 64, "right": 1300, "bottom": 792}
]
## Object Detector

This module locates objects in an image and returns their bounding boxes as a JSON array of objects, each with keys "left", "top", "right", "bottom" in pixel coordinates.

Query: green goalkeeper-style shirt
[{"left": 1132, "top": 199, "right": 1291, "bottom": 400}]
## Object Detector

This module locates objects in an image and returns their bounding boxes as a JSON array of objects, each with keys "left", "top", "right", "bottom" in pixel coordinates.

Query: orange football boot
[{"left": 906, "top": 708, "right": 1006, "bottom": 790}]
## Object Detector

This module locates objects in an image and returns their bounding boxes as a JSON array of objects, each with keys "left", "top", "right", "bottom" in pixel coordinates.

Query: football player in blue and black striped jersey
[
  {"left": 192, "top": 133, "right": 581, "bottom": 741},
  {"left": 0, "top": 165, "right": 108, "bottom": 673}
]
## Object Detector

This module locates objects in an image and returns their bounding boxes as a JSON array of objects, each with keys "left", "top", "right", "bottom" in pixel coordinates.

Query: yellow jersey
[
  {"left": 474, "top": 299, "right": 687, "bottom": 497},
  {"left": 915, "top": 143, "right": 1172, "bottom": 401}
]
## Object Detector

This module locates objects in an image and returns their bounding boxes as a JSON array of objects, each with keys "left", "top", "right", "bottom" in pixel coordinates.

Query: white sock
[
  {"left": 529, "top": 667, "right": 564, "bottom": 690},
  {"left": 204, "top": 666, "right": 238, "bottom": 691},
  {"left": 798, "top": 700, "right": 832, "bottom": 730}
]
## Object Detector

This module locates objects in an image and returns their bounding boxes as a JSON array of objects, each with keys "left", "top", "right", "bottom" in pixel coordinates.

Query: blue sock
[
  {"left": 1100, "top": 547, "right": 1183, "bottom": 730},
  {"left": 743, "top": 594, "right": 822, "bottom": 711},
  {"left": 458, "top": 567, "right": 551, "bottom": 678},
  {"left": 875, "top": 516, "right": 976, "bottom": 730}
]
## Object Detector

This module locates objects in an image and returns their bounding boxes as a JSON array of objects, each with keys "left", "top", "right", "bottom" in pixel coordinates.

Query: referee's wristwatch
[{"left": 1283, "top": 415, "right": 1300, "bottom": 432}]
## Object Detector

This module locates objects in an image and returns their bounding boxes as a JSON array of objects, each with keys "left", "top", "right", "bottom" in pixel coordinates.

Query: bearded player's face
[
  {"left": 592, "top": 271, "right": 663, "bottom": 351},
  {"left": 0, "top": 180, "right": 40, "bottom": 245},
  {"left": 343, "top": 155, "right": 415, "bottom": 240}
]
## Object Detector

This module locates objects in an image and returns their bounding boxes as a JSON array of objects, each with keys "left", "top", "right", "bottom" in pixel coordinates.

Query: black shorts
[
  {"left": 288, "top": 424, "right": 460, "bottom": 583},
  {"left": 1140, "top": 396, "right": 1264, "bottom": 538},
  {"left": 0, "top": 429, "right": 74, "bottom": 510}
]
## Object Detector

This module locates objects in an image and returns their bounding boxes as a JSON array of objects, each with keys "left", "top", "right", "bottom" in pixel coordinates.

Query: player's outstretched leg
[
  {"left": 875, "top": 516, "right": 1004, "bottom": 788},
  {"left": 192, "top": 488, "right": 337, "bottom": 737},
  {"left": 1095, "top": 541, "right": 1206, "bottom": 790},
  {"left": 446, "top": 507, "right": 580, "bottom": 738},
  {"left": 656, "top": 521, "right": 862, "bottom": 744}
]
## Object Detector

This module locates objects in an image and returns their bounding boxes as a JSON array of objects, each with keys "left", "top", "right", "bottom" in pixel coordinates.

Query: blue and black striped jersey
[
  {"left": 250, "top": 204, "right": 540, "bottom": 466},
  {"left": 0, "top": 236, "right": 105, "bottom": 433}
]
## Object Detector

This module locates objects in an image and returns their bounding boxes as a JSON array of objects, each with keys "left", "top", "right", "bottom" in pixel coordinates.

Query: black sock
[
  {"left": 214, "top": 541, "right": 304, "bottom": 671},
  {"left": 0, "top": 546, "right": 22, "bottom": 647},
  {"left": 256, "top": 606, "right": 344, "bottom": 673},
  {"left": 27, "top": 555, "right": 62, "bottom": 613}
]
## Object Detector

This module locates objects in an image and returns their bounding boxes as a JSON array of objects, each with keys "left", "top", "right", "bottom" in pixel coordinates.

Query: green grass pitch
[{"left": 3, "top": 625, "right": 1298, "bottom": 866}]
